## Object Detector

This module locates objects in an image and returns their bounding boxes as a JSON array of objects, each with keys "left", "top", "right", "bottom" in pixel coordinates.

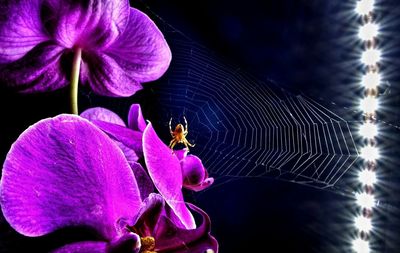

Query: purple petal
[
  {"left": 52, "top": 235, "right": 142, "bottom": 253},
  {"left": 181, "top": 155, "right": 214, "bottom": 192},
  {"left": 129, "top": 162, "right": 154, "bottom": 201},
  {"left": 0, "top": 115, "right": 142, "bottom": 239},
  {"left": 81, "top": 107, "right": 126, "bottom": 127},
  {"left": 174, "top": 149, "right": 188, "bottom": 161},
  {"left": 52, "top": 241, "right": 108, "bottom": 253},
  {"left": 133, "top": 193, "right": 165, "bottom": 236},
  {"left": 0, "top": 0, "right": 48, "bottom": 63},
  {"left": 133, "top": 193, "right": 187, "bottom": 235},
  {"left": 0, "top": 42, "right": 68, "bottom": 92},
  {"left": 183, "top": 178, "right": 215, "bottom": 192},
  {"left": 143, "top": 123, "right": 195, "bottom": 229},
  {"left": 108, "top": 232, "right": 141, "bottom": 253},
  {"left": 128, "top": 104, "right": 147, "bottom": 132},
  {"left": 113, "top": 140, "right": 142, "bottom": 162},
  {"left": 83, "top": 52, "right": 143, "bottom": 97},
  {"left": 181, "top": 156, "right": 206, "bottom": 186},
  {"left": 155, "top": 204, "right": 219, "bottom": 253},
  {"left": 44, "top": 0, "right": 129, "bottom": 49},
  {"left": 90, "top": 120, "right": 143, "bottom": 161},
  {"left": 105, "top": 8, "right": 172, "bottom": 83}
]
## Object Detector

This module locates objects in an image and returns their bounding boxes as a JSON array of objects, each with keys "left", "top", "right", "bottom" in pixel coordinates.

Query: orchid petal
[
  {"left": 174, "top": 149, "right": 188, "bottom": 161},
  {"left": 128, "top": 104, "right": 147, "bottom": 132},
  {"left": 84, "top": 52, "right": 142, "bottom": 97},
  {"left": 132, "top": 194, "right": 185, "bottom": 236},
  {"left": 90, "top": 120, "right": 143, "bottom": 161},
  {"left": 105, "top": 8, "right": 172, "bottom": 83},
  {"left": 181, "top": 155, "right": 214, "bottom": 192},
  {"left": 81, "top": 107, "right": 126, "bottom": 127},
  {"left": 133, "top": 193, "right": 165, "bottom": 236},
  {"left": 52, "top": 241, "right": 108, "bottom": 253},
  {"left": 52, "top": 233, "right": 142, "bottom": 253},
  {"left": 143, "top": 123, "right": 195, "bottom": 229},
  {"left": 80, "top": 107, "right": 143, "bottom": 161},
  {"left": 0, "top": 115, "right": 142, "bottom": 240},
  {"left": 0, "top": 0, "right": 48, "bottom": 63},
  {"left": 43, "top": 0, "right": 129, "bottom": 49},
  {"left": 108, "top": 232, "right": 141, "bottom": 253},
  {"left": 181, "top": 155, "right": 206, "bottom": 186},
  {"left": 183, "top": 178, "right": 214, "bottom": 192},
  {"left": 155, "top": 204, "right": 219, "bottom": 253},
  {"left": 0, "top": 42, "right": 67, "bottom": 92},
  {"left": 129, "top": 162, "right": 154, "bottom": 201}
]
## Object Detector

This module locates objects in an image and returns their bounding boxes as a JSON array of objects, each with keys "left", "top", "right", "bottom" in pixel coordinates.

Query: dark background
[{"left": 1, "top": 0, "right": 400, "bottom": 252}]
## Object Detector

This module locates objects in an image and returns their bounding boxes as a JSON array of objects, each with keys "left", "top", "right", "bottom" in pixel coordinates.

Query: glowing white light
[
  {"left": 359, "top": 96, "right": 378, "bottom": 114},
  {"left": 361, "top": 71, "right": 381, "bottom": 89},
  {"left": 359, "top": 169, "right": 377, "bottom": 186},
  {"left": 358, "top": 23, "right": 379, "bottom": 41},
  {"left": 355, "top": 0, "right": 375, "bottom": 16},
  {"left": 352, "top": 238, "right": 371, "bottom": 253},
  {"left": 356, "top": 192, "right": 376, "bottom": 209},
  {"left": 359, "top": 122, "right": 378, "bottom": 139},
  {"left": 354, "top": 215, "right": 373, "bottom": 232},
  {"left": 360, "top": 145, "right": 379, "bottom": 161},
  {"left": 361, "top": 48, "right": 381, "bottom": 66}
]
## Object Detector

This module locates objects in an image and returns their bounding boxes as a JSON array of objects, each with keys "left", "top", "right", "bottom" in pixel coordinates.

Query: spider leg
[
  {"left": 183, "top": 141, "right": 190, "bottom": 152},
  {"left": 183, "top": 131, "right": 188, "bottom": 137},
  {"left": 170, "top": 140, "right": 178, "bottom": 151},
  {"left": 185, "top": 139, "right": 195, "bottom": 147},
  {"left": 183, "top": 116, "right": 188, "bottom": 132},
  {"left": 169, "top": 118, "right": 174, "bottom": 136},
  {"left": 169, "top": 139, "right": 176, "bottom": 148}
]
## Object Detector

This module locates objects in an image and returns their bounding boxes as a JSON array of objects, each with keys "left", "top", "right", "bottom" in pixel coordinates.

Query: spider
[{"left": 169, "top": 116, "right": 195, "bottom": 151}]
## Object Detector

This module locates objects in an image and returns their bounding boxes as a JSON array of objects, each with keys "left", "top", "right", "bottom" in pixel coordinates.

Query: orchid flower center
[{"left": 140, "top": 236, "right": 156, "bottom": 253}]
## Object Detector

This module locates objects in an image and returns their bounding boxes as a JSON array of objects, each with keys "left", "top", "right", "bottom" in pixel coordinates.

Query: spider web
[{"left": 135, "top": 11, "right": 363, "bottom": 195}]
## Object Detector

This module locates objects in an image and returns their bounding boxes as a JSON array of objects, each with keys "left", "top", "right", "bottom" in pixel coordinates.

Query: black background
[{"left": 1, "top": 0, "right": 400, "bottom": 252}]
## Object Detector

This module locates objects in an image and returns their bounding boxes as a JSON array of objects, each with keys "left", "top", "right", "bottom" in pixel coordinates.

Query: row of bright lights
[{"left": 353, "top": 0, "right": 381, "bottom": 253}]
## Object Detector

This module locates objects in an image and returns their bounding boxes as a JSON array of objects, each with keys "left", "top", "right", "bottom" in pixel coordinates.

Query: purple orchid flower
[
  {"left": 0, "top": 0, "right": 171, "bottom": 97},
  {"left": 81, "top": 104, "right": 214, "bottom": 193},
  {"left": 0, "top": 114, "right": 218, "bottom": 253}
]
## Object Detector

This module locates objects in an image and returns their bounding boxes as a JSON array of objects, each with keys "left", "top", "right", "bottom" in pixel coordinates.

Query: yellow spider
[{"left": 169, "top": 116, "right": 195, "bottom": 151}]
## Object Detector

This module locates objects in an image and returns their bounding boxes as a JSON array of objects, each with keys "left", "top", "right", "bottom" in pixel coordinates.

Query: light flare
[
  {"left": 359, "top": 96, "right": 378, "bottom": 114},
  {"left": 359, "top": 122, "right": 378, "bottom": 139},
  {"left": 358, "top": 169, "right": 377, "bottom": 186},
  {"left": 361, "top": 48, "right": 381, "bottom": 66},
  {"left": 356, "top": 192, "right": 376, "bottom": 209},
  {"left": 352, "top": 237, "right": 371, "bottom": 253},
  {"left": 358, "top": 23, "right": 379, "bottom": 41},
  {"left": 354, "top": 215, "right": 373, "bottom": 232},
  {"left": 355, "top": 0, "right": 375, "bottom": 16},
  {"left": 361, "top": 71, "right": 381, "bottom": 89},
  {"left": 360, "top": 145, "right": 379, "bottom": 161}
]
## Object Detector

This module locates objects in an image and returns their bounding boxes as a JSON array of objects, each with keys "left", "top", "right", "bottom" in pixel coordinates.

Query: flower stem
[{"left": 70, "top": 47, "right": 82, "bottom": 115}]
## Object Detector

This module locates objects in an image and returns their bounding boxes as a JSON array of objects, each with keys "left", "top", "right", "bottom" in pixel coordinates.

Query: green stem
[{"left": 70, "top": 47, "right": 82, "bottom": 115}]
